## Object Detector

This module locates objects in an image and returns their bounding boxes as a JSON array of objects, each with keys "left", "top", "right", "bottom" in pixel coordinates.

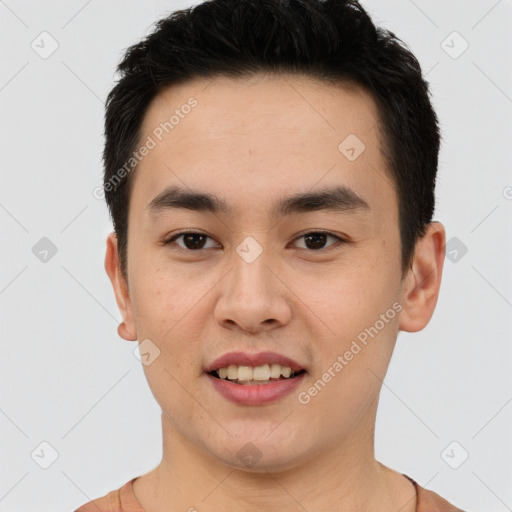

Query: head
[{"left": 104, "top": 0, "right": 445, "bottom": 471}]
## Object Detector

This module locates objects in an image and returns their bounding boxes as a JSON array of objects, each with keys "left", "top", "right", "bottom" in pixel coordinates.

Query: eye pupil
[
  {"left": 304, "top": 233, "right": 327, "bottom": 250},
  {"left": 183, "top": 233, "right": 207, "bottom": 250},
  {"left": 168, "top": 231, "right": 340, "bottom": 253}
]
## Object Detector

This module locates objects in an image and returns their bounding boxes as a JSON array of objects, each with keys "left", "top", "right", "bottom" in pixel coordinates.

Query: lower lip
[{"left": 206, "top": 372, "right": 306, "bottom": 405}]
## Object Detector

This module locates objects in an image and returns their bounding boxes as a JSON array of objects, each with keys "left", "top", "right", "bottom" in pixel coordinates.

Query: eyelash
[{"left": 161, "top": 230, "right": 347, "bottom": 253}]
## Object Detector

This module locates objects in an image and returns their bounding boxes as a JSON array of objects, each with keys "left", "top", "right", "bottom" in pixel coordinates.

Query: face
[{"left": 106, "top": 73, "right": 444, "bottom": 472}]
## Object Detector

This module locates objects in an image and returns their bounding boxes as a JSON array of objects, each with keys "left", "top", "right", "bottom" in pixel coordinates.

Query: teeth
[
  {"left": 252, "top": 364, "right": 270, "bottom": 380},
  {"left": 214, "top": 364, "right": 298, "bottom": 382},
  {"left": 269, "top": 364, "right": 281, "bottom": 378},
  {"left": 281, "top": 366, "right": 292, "bottom": 378},
  {"left": 227, "top": 365, "right": 238, "bottom": 380},
  {"left": 238, "top": 365, "right": 253, "bottom": 381}
]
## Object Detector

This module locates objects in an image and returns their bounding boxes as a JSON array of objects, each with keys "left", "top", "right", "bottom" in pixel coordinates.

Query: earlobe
[
  {"left": 104, "top": 232, "right": 138, "bottom": 342},
  {"left": 118, "top": 321, "right": 136, "bottom": 341},
  {"left": 398, "top": 222, "right": 446, "bottom": 333}
]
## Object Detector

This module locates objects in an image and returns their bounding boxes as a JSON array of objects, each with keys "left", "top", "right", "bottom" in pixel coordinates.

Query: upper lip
[{"left": 205, "top": 351, "right": 307, "bottom": 373}]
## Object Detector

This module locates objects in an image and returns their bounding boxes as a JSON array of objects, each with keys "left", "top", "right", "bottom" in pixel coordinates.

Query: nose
[{"left": 214, "top": 245, "right": 292, "bottom": 335}]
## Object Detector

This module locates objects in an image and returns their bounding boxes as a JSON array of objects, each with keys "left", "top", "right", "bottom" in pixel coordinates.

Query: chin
[{"left": 208, "top": 426, "right": 311, "bottom": 473}]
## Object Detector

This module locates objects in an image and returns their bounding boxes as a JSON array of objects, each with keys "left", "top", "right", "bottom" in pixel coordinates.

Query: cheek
[
  {"left": 306, "top": 256, "right": 400, "bottom": 333},
  {"left": 295, "top": 268, "right": 400, "bottom": 441},
  {"left": 130, "top": 272, "right": 203, "bottom": 417},
  {"left": 131, "top": 280, "right": 175, "bottom": 334},
  {"left": 130, "top": 260, "right": 191, "bottom": 328},
  {"left": 300, "top": 251, "right": 402, "bottom": 400},
  {"left": 129, "top": 268, "right": 209, "bottom": 368}
]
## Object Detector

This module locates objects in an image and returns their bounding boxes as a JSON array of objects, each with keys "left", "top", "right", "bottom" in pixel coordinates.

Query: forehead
[
  {"left": 131, "top": 73, "right": 395, "bottom": 219},
  {"left": 140, "top": 73, "right": 381, "bottom": 149}
]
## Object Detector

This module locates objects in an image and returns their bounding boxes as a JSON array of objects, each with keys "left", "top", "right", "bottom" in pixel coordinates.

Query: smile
[
  {"left": 206, "top": 367, "right": 306, "bottom": 405},
  {"left": 209, "top": 363, "right": 306, "bottom": 384}
]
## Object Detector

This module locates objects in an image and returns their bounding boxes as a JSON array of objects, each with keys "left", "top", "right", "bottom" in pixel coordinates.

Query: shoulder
[
  {"left": 73, "top": 478, "right": 137, "bottom": 512},
  {"left": 74, "top": 491, "right": 119, "bottom": 512},
  {"left": 403, "top": 474, "right": 467, "bottom": 512}
]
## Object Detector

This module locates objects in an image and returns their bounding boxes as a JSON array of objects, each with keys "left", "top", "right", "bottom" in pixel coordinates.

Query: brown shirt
[{"left": 74, "top": 474, "right": 466, "bottom": 511}]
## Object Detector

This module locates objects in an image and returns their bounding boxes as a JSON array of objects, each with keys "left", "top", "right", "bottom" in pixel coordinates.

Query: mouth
[
  {"left": 204, "top": 351, "right": 308, "bottom": 403},
  {"left": 208, "top": 364, "right": 307, "bottom": 385}
]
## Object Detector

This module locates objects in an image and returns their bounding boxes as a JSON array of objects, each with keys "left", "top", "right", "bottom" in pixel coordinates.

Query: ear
[
  {"left": 104, "top": 232, "right": 137, "bottom": 341},
  {"left": 398, "top": 222, "right": 446, "bottom": 332}
]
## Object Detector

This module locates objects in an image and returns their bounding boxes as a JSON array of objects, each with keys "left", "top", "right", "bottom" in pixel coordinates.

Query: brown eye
[
  {"left": 165, "top": 232, "right": 218, "bottom": 251},
  {"left": 163, "top": 230, "right": 345, "bottom": 253},
  {"left": 292, "top": 232, "right": 344, "bottom": 251}
]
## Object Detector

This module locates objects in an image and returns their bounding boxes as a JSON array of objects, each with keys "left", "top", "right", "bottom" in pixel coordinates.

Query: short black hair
[{"left": 103, "top": 0, "right": 441, "bottom": 278}]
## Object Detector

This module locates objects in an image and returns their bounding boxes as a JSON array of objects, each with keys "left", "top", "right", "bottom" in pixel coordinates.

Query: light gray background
[{"left": 1, "top": 1, "right": 511, "bottom": 511}]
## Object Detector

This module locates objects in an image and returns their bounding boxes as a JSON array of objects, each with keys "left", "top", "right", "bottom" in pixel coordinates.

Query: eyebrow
[{"left": 146, "top": 184, "right": 370, "bottom": 219}]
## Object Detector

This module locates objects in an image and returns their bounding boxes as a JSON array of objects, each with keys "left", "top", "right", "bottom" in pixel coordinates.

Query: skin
[{"left": 105, "top": 73, "right": 446, "bottom": 512}]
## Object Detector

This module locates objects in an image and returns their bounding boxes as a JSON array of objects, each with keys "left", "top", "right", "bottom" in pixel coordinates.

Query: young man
[{"left": 76, "top": 0, "right": 466, "bottom": 510}]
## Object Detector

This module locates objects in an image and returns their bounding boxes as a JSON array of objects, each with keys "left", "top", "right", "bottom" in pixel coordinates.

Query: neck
[{"left": 133, "top": 397, "right": 416, "bottom": 512}]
